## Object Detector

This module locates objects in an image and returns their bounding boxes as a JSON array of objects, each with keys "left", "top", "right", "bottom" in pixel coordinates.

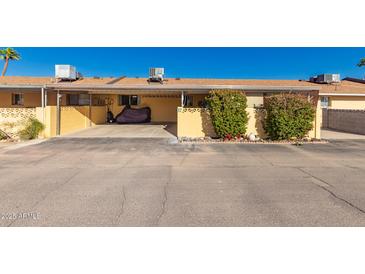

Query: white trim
[{"left": 319, "top": 93, "right": 365, "bottom": 97}]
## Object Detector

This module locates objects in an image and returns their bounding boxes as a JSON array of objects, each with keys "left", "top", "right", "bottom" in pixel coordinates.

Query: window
[
  {"left": 68, "top": 94, "right": 79, "bottom": 105},
  {"left": 12, "top": 93, "right": 24, "bottom": 106},
  {"left": 321, "top": 96, "right": 329, "bottom": 108},
  {"left": 119, "top": 95, "right": 130, "bottom": 105},
  {"left": 67, "top": 94, "right": 90, "bottom": 106},
  {"left": 182, "top": 95, "right": 193, "bottom": 107},
  {"left": 130, "top": 95, "right": 139, "bottom": 105},
  {"left": 78, "top": 94, "right": 90, "bottom": 106},
  {"left": 119, "top": 95, "right": 139, "bottom": 106}
]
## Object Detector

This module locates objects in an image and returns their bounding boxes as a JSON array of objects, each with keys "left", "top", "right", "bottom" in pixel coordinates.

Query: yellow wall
[
  {"left": 34, "top": 105, "right": 106, "bottom": 137},
  {"left": 1, "top": 91, "right": 323, "bottom": 139},
  {"left": 0, "top": 91, "right": 41, "bottom": 107},
  {"left": 177, "top": 108, "right": 216, "bottom": 138},
  {"left": 96, "top": 94, "right": 121, "bottom": 117},
  {"left": 23, "top": 93, "right": 41, "bottom": 107},
  {"left": 246, "top": 94, "right": 264, "bottom": 108},
  {"left": 36, "top": 106, "right": 57, "bottom": 138},
  {"left": 0, "top": 91, "right": 83, "bottom": 108},
  {"left": 177, "top": 107, "right": 266, "bottom": 138},
  {"left": 307, "top": 99, "right": 321, "bottom": 139},
  {"left": 326, "top": 96, "right": 365, "bottom": 109},
  {"left": 60, "top": 106, "right": 90, "bottom": 135},
  {"left": 246, "top": 107, "right": 266, "bottom": 137},
  {"left": 177, "top": 104, "right": 321, "bottom": 139},
  {"left": 0, "top": 93, "right": 12, "bottom": 107},
  {"left": 81, "top": 94, "right": 207, "bottom": 123},
  {"left": 94, "top": 94, "right": 180, "bottom": 122},
  {"left": 90, "top": 106, "right": 107, "bottom": 125},
  {"left": 140, "top": 96, "right": 180, "bottom": 122},
  {"left": 189, "top": 94, "right": 264, "bottom": 108},
  {"left": 59, "top": 106, "right": 106, "bottom": 135}
]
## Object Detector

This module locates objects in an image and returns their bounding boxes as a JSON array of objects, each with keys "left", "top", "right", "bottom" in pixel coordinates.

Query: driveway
[
  {"left": 64, "top": 123, "right": 177, "bottom": 138},
  {"left": 1, "top": 138, "right": 365, "bottom": 226}
]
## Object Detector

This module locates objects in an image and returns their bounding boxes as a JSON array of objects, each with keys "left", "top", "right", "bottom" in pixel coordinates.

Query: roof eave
[
  {"left": 45, "top": 84, "right": 320, "bottom": 92},
  {"left": 0, "top": 84, "right": 44, "bottom": 89},
  {"left": 319, "top": 92, "right": 365, "bottom": 97}
]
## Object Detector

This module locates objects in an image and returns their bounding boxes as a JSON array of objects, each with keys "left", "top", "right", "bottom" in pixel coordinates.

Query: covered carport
[{"left": 44, "top": 83, "right": 210, "bottom": 139}]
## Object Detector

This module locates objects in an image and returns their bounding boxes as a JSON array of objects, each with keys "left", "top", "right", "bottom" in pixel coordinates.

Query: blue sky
[{"left": 3, "top": 47, "right": 365, "bottom": 80}]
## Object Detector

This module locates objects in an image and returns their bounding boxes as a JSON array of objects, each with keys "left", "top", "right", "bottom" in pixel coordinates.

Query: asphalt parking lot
[{"left": 1, "top": 137, "right": 365, "bottom": 226}]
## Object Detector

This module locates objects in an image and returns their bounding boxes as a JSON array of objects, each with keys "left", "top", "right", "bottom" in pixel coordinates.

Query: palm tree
[
  {"left": 0, "top": 48, "right": 21, "bottom": 76},
  {"left": 357, "top": 58, "right": 365, "bottom": 67}
]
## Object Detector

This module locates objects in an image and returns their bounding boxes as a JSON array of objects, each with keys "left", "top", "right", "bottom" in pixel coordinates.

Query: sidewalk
[{"left": 321, "top": 129, "right": 365, "bottom": 140}]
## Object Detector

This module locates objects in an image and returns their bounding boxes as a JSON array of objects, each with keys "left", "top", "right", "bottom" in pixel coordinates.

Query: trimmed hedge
[
  {"left": 263, "top": 93, "right": 315, "bottom": 140},
  {"left": 206, "top": 90, "right": 249, "bottom": 139}
]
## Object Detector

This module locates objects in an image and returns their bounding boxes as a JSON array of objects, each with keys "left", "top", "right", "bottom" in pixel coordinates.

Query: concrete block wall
[{"left": 322, "top": 109, "right": 365, "bottom": 135}]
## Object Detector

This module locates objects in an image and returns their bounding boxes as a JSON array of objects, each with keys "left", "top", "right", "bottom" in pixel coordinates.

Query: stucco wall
[
  {"left": 322, "top": 108, "right": 365, "bottom": 135},
  {"left": 140, "top": 96, "right": 180, "bottom": 122},
  {"left": 34, "top": 105, "right": 106, "bottom": 137},
  {"left": 94, "top": 94, "right": 180, "bottom": 122},
  {"left": 38, "top": 106, "right": 57, "bottom": 138},
  {"left": 0, "top": 93, "right": 12, "bottom": 107},
  {"left": 0, "top": 92, "right": 41, "bottom": 107},
  {"left": 177, "top": 108, "right": 216, "bottom": 138},
  {"left": 308, "top": 99, "right": 321, "bottom": 139},
  {"left": 189, "top": 94, "right": 264, "bottom": 108},
  {"left": 177, "top": 103, "right": 321, "bottom": 139},
  {"left": 59, "top": 106, "right": 106, "bottom": 135},
  {"left": 60, "top": 106, "right": 90, "bottom": 135},
  {"left": 90, "top": 106, "right": 107, "bottom": 125},
  {"left": 177, "top": 107, "right": 267, "bottom": 139},
  {"left": 328, "top": 96, "right": 365, "bottom": 110}
]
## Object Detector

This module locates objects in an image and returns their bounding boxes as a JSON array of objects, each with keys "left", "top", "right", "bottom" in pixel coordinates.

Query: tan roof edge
[
  {"left": 319, "top": 93, "right": 365, "bottom": 97},
  {"left": 0, "top": 84, "right": 45, "bottom": 89},
  {"left": 45, "top": 84, "right": 320, "bottom": 91}
]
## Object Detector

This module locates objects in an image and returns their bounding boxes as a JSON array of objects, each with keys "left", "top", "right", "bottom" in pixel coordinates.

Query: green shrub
[
  {"left": 0, "top": 129, "right": 7, "bottom": 140},
  {"left": 206, "top": 90, "right": 249, "bottom": 139},
  {"left": 263, "top": 93, "right": 315, "bottom": 140},
  {"left": 19, "top": 118, "right": 45, "bottom": 140}
]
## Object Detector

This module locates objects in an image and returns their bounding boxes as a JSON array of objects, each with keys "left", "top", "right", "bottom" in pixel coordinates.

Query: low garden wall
[
  {"left": 322, "top": 108, "right": 365, "bottom": 135},
  {"left": 177, "top": 108, "right": 217, "bottom": 138},
  {"left": 177, "top": 107, "right": 267, "bottom": 138},
  {"left": 0, "top": 107, "right": 37, "bottom": 139},
  {"left": 0, "top": 106, "right": 107, "bottom": 139},
  {"left": 177, "top": 105, "right": 321, "bottom": 139},
  {"left": 57, "top": 106, "right": 106, "bottom": 136}
]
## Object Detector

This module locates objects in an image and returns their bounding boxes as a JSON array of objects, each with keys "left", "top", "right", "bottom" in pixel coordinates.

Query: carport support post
[
  {"left": 181, "top": 91, "right": 184, "bottom": 107},
  {"left": 89, "top": 93, "right": 92, "bottom": 127},
  {"left": 56, "top": 90, "right": 61, "bottom": 136},
  {"left": 41, "top": 87, "right": 45, "bottom": 124}
]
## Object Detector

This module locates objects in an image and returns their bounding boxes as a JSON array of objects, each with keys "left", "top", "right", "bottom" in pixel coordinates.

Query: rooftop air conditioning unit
[
  {"left": 315, "top": 74, "right": 340, "bottom": 83},
  {"left": 55, "top": 65, "right": 77, "bottom": 80},
  {"left": 149, "top": 68, "right": 164, "bottom": 82}
]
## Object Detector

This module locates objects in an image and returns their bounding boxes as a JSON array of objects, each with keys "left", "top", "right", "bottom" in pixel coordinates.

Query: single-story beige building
[
  {"left": 318, "top": 77, "right": 365, "bottom": 110},
  {"left": 1, "top": 72, "right": 364, "bottom": 140}
]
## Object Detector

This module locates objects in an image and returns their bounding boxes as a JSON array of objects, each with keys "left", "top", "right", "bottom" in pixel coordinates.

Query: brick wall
[{"left": 322, "top": 109, "right": 365, "bottom": 135}]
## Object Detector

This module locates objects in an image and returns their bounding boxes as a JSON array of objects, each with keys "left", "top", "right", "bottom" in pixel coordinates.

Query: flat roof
[{"left": 1, "top": 76, "right": 365, "bottom": 95}]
